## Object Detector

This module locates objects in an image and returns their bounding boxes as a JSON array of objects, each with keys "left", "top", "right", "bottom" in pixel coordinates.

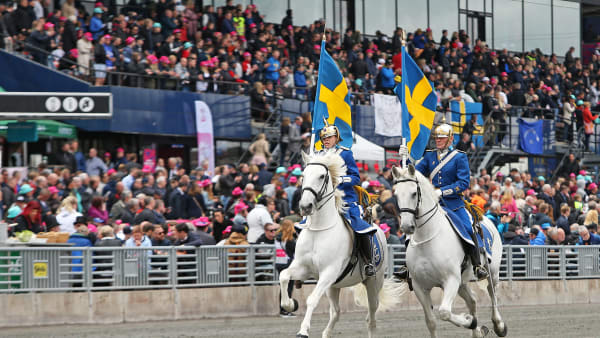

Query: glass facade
[
  {"left": 251, "top": 0, "right": 581, "bottom": 56},
  {"left": 524, "top": 0, "right": 552, "bottom": 54},
  {"left": 553, "top": 0, "right": 581, "bottom": 56}
]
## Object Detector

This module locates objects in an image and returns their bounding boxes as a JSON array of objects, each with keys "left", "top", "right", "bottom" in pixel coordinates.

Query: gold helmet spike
[{"left": 319, "top": 117, "right": 342, "bottom": 141}]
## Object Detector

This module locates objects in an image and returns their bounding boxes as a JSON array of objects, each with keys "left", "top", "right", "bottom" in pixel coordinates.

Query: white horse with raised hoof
[
  {"left": 391, "top": 164, "right": 507, "bottom": 338},
  {"left": 279, "top": 151, "right": 406, "bottom": 338}
]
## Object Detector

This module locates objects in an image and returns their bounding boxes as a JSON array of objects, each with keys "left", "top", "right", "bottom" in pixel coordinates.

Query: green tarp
[{"left": 0, "top": 120, "right": 76, "bottom": 139}]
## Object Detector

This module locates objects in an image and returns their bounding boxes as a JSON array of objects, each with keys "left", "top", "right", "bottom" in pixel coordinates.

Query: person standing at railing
[
  {"left": 562, "top": 95, "right": 577, "bottom": 142},
  {"left": 582, "top": 102, "right": 598, "bottom": 151},
  {"left": 576, "top": 226, "right": 600, "bottom": 245}
]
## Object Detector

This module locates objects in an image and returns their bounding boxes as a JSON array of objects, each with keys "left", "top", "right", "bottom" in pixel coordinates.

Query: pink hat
[
  {"left": 260, "top": 47, "right": 268, "bottom": 53},
  {"left": 249, "top": 23, "right": 257, "bottom": 28},
  {"left": 569, "top": 173, "right": 576, "bottom": 177},
  {"left": 159, "top": 56, "right": 170, "bottom": 64},
  {"left": 69, "top": 48, "right": 78, "bottom": 58},
  {"left": 231, "top": 186, "right": 243, "bottom": 196},
  {"left": 199, "top": 179, "right": 211, "bottom": 187},
  {"left": 107, "top": 168, "right": 117, "bottom": 175},
  {"left": 366, "top": 49, "right": 373, "bottom": 53},
  {"left": 173, "top": 28, "right": 181, "bottom": 34},
  {"left": 48, "top": 186, "right": 59, "bottom": 194},
  {"left": 289, "top": 176, "right": 297, "bottom": 184},
  {"left": 193, "top": 216, "right": 210, "bottom": 227},
  {"left": 142, "top": 165, "right": 153, "bottom": 173},
  {"left": 277, "top": 38, "right": 285, "bottom": 44},
  {"left": 200, "top": 60, "right": 210, "bottom": 67},
  {"left": 43, "top": 22, "right": 54, "bottom": 30},
  {"left": 287, "top": 25, "right": 293, "bottom": 30},
  {"left": 59, "top": 16, "right": 67, "bottom": 22},
  {"left": 95, "top": 1, "right": 103, "bottom": 7},
  {"left": 117, "top": 147, "right": 124, "bottom": 152},
  {"left": 369, "top": 180, "right": 381, "bottom": 187},
  {"left": 222, "top": 225, "right": 232, "bottom": 235},
  {"left": 126, "top": 36, "right": 135, "bottom": 44},
  {"left": 379, "top": 223, "right": 390, "bottom": 233},
  {"left": 589, "top": 183, "right": 598, "bottom": 190},
  {"left": 243, "top": 51, "right": 251, "bottom": 57},
  {"left": 579, "top": 170, "right": 587, "bottom": 175},
  {"left": 84, "top": 32, "right": 93, "bottom": 41},
  {"left": 229, "top": 31, "right": 237, "bottom": 36},
  {"left": 314, "top": 44, "right": 321, "bottom": 50},
  {"left": 115, "top": 219, "right": 122, "bottom": 225},
  {"left": 103, "top": 34, "right": 112, "bottom": 40},
  {"left": 526, "top": 189, "right": 537, "bottom": 196},
  {"left": 234, "top": 202, "right": 249, "bottom": 215}
]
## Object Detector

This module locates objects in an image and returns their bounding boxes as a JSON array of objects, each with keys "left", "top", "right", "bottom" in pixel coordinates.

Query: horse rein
[
  {"left": 302, "top": 162, "right": 336, "bottom": 211},
  {"left": 393, "top": 178, "right": 438, "bottom": 227}
]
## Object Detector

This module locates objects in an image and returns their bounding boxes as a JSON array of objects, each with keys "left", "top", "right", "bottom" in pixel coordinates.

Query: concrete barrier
[{"left": 1, "top": 279, "right": 599, "bottom": 328}]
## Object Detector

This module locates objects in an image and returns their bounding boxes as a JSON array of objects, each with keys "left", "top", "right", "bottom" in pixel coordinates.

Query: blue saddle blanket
[{"left": 442, "top": 207, "right": 493, "bottom": 256}]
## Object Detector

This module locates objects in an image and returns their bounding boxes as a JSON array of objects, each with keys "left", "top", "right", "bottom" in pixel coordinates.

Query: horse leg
[
  {"left": 363, "top": 278, "right": 380, "bottom": 338},
  {"left": 280, "top": 262, "right": 306, "bottom": 313},
  {"left": 298, "top": 270, "right": 337, "bottom": 338},
  {"left": 412, "top": 281, "right": 437, "bottom": 338},
  {"left": 488, "top": 278, "right": 507, "bottom": 337},
  {"left": 321, "top": 287, "right": 341, "bottom": 338},
  {"left": 458, "top": 283, "right": 488, "bottom": 338},
  {"left": 438, "top": 278, "right": 477, "bottom": 330}
]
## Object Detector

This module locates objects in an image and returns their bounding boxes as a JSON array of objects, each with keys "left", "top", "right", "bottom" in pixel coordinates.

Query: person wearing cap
[
  {"left": 233, "top": 201, "right": 249, "bottom": 226},
  {"left": 311, "top": 120, "right": 378, "bottom": 277},
  {"left": 19, "top": 183, "right": 34, "bottom": 200},
  {"left": 399, "top": 121, "right": 488, "bottom": 280},
  {"left": 192, "top": 217, "right": 216, "bottom": 245},
  {"left": 380, "top": 223, "right": 401, "bottom": 245},
  {"left": 224, "top": 222, "right": 250, "bottom": 280},
  {"left": 77, "top": 31, "right": 94, "bottom": 76},
  {"left": 89, "top": 7, "right": 105, "bottom": 40}
]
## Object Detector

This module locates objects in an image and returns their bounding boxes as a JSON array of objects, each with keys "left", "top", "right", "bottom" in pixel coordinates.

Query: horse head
[
  {"left": 392, "top": 164, "right": 420, "bottom": 234},
  {"left": 299, "top": 151, "right": 346, "bottom": 216}
]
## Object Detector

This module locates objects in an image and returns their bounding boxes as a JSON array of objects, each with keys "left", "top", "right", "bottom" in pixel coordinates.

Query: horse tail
[{"left": 351, "top": 279, "right": 408, "bottom": 312}]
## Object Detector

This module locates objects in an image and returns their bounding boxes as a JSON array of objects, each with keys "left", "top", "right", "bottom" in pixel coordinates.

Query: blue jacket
[
  {"left": 529, "top": 231, "right": 546, "bottom": 245},
  {"left": 294, "top": 70, "right": 307, "bottom": 95},
  {"left": 67, "top": 233, "right": 93, "bottom": 272},
  {"left": 74, "top": 152, "right": 86, "bottom": 172},
  {"left": 380, "top": 67, "right": 395, "bottom": 89},
  {"left": 89, "top": 16, "right": 105, "bottom": 40},
  {"left": 329, "top": 146, "right": 360, "bottom": 204},
  {"left": 265, "top": 57, "right": 280, "bottom": 81},
  {"left": 577, "top": 233, "right": 600, "bottom": 245},
  {"left": 415, "top": 148, "right": 470, "bottom": 211}
]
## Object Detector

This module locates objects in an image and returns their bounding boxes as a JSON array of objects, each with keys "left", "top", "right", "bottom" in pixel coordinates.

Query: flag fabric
[
  {"left": 518, "top": 118, "right": 543, "bottom": 155},
  {"left": 450, "top": 100, "right": 484, "bottom": 147},
  {"left": 312, "top": 40, "right": 353, "bottom": 151},
  {"left": 400, "top": 46, "right": 436, "bottom": 160}
]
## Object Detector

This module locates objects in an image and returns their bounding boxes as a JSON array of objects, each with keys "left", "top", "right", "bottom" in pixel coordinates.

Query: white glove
[
  {"left": 399, "top": 145, "right": 409, "bottom": 158},
  {"left": 434, "top": 189, "right": 443, "bottom": 201}
]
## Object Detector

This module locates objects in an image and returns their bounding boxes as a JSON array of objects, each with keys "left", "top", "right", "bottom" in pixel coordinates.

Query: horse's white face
[
  {"left": 392, "top": 165, "right": 419, "bottom": 235},
  {"left": 299, "top": 162, "right": 331, "bottom": 216}
]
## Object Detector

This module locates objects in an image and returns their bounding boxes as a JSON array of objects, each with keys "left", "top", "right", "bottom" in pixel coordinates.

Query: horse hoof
[
  {"left": 467, "top": 316, "right": 477, "bottom": 330},
  {"left": 494, "top": 322, "right": 508, "bottom": 337},
  {"left": 296, "top": 334, "right": 309, "bottom": 338},
  {"left": 292, "top": 298, "right": 299, "bottom": 312},
  {"left": 480, "top": 325, "right": 490, "bottom": 337}
]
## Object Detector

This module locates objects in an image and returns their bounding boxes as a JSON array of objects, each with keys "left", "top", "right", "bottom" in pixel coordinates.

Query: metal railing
[{"left": 1, "top": 244, "right": 600, "bottom": 293}]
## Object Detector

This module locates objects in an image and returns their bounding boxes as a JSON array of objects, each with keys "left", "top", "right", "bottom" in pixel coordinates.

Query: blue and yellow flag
[
  {"left": 400, "top": 46, "right": 436, "bottom": 160},
  {"left": 450, "top": 100, "right": 484, "bottom": 147},
  {"left": 312, "top": 40, "right": 352, "bottom": 150}
]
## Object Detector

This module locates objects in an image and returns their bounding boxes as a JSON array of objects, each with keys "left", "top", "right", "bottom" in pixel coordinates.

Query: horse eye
[
  {"left": 319, "top": 174, "right": 325, "bottom": 179},
  {"left": 412, "top": 192, "right": 417, "bottom": 198}
]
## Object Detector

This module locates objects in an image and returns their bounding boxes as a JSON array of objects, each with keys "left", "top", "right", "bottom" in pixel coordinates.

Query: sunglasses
[{"left": 267, "top": 228, "right": 279, "bottom": 232}]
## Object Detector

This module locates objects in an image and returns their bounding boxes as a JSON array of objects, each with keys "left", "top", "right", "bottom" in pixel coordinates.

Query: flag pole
[
  {"left": 400, "top": 28, "right": 407, "bottom": 168},
  {"left": 310, "top": 22, "right": 327, "bottom": 156}
]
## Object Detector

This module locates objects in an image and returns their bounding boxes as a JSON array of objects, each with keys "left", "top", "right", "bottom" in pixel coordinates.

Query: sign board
[
  {"left": 0, "top": 92, "right": 112, "bottom": 119},
  {"left": 33, "top": 261, "right": 48, "bottom": 279},
  {"left": 7, "top": 122, "right": 38, "bottom": 142}
]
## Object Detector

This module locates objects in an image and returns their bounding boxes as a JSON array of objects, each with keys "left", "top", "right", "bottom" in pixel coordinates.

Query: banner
[
  {"left": 195, "top": 101, "right": 215, "bottom": 175},
  {"left": 450, "top": 100, "right": 484, "bottom": 147},
  {"left": 372, "top": 93, "right": 402, "bottom": 137},
  {"left": 142, "top": 148, "right": 156, "bottom": 172},
  {"left": 518, "top": 118, "right": 543, "bottom": 155}
]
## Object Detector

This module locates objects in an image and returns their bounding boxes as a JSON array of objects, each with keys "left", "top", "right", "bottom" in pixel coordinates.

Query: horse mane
[{"left": 306, "top": 151, "right": 347, "bottom": 214}]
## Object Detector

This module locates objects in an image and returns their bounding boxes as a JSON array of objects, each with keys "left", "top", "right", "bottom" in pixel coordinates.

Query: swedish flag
[
  {"left": 312, "top": 40, "right": 352, "bottom": 150},
  {"left": 400, "top": 46, "right": 436, "bottom": 160}
]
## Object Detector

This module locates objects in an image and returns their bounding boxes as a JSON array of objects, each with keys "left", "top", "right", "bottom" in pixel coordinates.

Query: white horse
[
  {"left": 391, "top": 165, "right": 507, "bottom": 338},
  {"left": 279, "top": 151, "right": 406, "bottom": 338}
]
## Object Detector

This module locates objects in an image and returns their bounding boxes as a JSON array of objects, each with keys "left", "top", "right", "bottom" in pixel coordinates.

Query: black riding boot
[
  {"left": 358, "top": 233, "right": 376, "bottom": 277},
  {"left": 469, "top": 229, "right": 488, "bottom": 280}
]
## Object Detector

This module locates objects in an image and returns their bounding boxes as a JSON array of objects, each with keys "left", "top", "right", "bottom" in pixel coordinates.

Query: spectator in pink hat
[
  {"left": 233, "top": 201, "right": 249, "bottom": 226},
  {"left": 380, "top": 223, "right": 401, "bottom": 244},
  {"left": 192, "top": 216, "right": 216, "bottom": 245},
  {"left": 225, "top": 186, "right": 244, "bottom": 217},
  {"left": 114, "top": 147, "right": 127, "bottom": 167},
  {"left": 77, "top": 32, "right": 94, "bottom": 75}
]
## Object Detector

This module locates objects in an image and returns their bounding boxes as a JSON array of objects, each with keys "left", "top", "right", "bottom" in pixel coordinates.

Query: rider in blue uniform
[
  {"left": 317, "top": 122, "right": 377, "bottom": 277},
  {"left": 397, "top": 123, "right": 488, "bottom": 280}
]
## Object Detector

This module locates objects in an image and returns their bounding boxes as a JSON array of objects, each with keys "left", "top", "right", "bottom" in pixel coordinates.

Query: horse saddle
[
  {"left": 333, "top": 218, "right": 384, "bottom": 284},
  {"left": 442, "top": 206, "right": 493, "bottom": 257}
]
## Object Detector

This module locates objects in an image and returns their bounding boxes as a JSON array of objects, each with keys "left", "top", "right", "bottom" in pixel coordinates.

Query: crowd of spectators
[{"left": 2, "top": 0, "right": 600, "bottom": 128}]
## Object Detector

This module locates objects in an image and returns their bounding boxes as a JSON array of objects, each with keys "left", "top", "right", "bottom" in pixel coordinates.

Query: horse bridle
[
  {"left": 301, "top": 163, "right": 336, "bottom": 210},
  {"left": 393, "top": 178, "right": 438, "bottom": 227}
]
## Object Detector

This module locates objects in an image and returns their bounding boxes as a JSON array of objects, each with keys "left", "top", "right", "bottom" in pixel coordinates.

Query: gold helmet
[
  {"left": 433, "top": 123, "right": 453, "bottom": 138},
  {"left": 319, "top": 118, "right": 342, "bottom": 142}
]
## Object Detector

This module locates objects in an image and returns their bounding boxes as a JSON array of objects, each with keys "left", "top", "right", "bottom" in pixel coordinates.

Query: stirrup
[
  {"left": 364, "top": 263, "right": 376, "bottom": 277},
  {"left": 474, "top": 266, "right": 488, "bottom": 280},
  {"left": 393, "top": 266, "right": 409, "bottom": 280}
]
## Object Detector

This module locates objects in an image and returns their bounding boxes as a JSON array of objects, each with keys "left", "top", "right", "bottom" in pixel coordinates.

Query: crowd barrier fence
[{"left": 1, "top": 244, "right": 599, "bottom": 293}]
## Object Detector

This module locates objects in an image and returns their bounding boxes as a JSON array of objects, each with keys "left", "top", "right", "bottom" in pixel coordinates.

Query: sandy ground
[{"left": 2, "top": 303, "right": 599, "bottom": 338}]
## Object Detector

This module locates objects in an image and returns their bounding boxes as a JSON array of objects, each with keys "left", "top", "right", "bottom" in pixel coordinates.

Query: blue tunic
[
  {"left": 415, "top": 148, "right": 474, "bottom": 236},
  {"left": 333, "top": 146, "right": 372, "bottom": 233}
]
